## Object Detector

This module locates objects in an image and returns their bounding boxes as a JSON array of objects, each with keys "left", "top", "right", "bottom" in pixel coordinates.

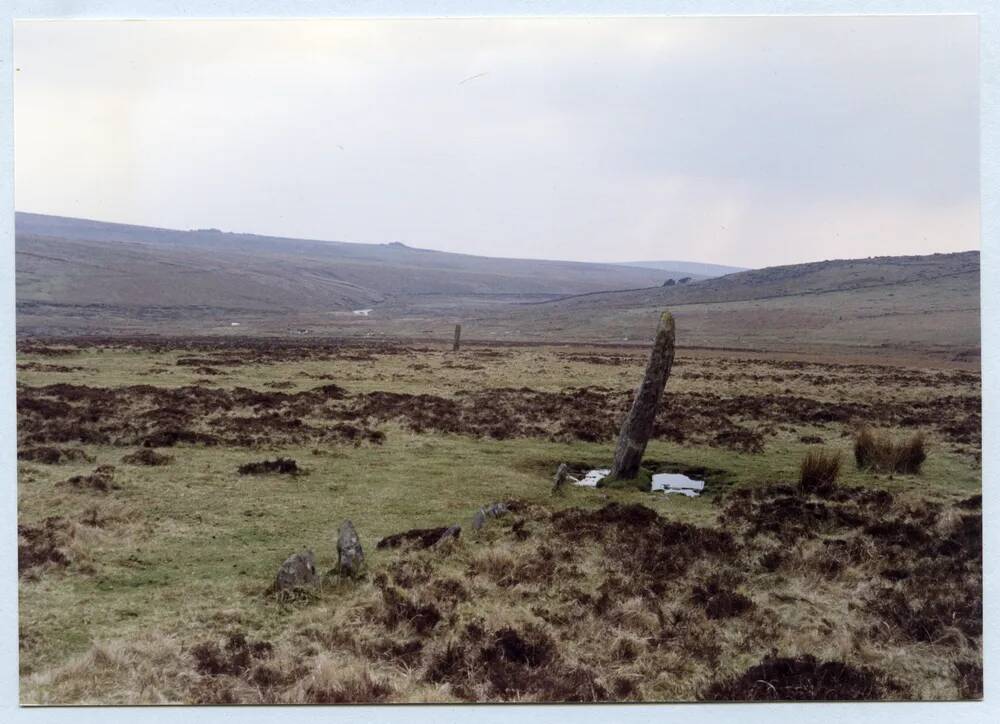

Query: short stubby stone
[
  {"left": 472, "top": 502, "right": 510, "bottom": 530},
  {"left": 337, "top": 520, "right": 365, "bottom": 577},
  {"left": 437, "top": 524, "right": 461, "bottom": 545},
  {"left": 274, "top": 549, "right": 318, "bottom": 591},
  {"left": 483, "top": 502, "right": 509, "bottom": 518}
]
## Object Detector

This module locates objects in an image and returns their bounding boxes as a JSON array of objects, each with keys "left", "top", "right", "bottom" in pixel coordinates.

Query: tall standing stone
[
  {"left": 609, "top": 311, "right": 676, "bottom": 479},
  {"left": 337, "top": 520, "right": 365, "bottom": 577},
  {"left": 453, "top": 324, "right": 462, "bottom": 352}
]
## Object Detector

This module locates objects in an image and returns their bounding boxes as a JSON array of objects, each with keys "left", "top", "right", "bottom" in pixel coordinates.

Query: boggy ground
[{"left": 16, "top": 338, "right": 982, "bottom": 703}]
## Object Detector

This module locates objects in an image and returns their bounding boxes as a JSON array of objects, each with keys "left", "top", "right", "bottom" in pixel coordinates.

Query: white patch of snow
[
  {"left": 574, "top": 468, "right": 704, "bottom": 497},
  {"left": 575, "top": 469, "right": 610, "bottom": 487},
  {"left": 652, "top": 473, "right": 705, "bottom": 496}
]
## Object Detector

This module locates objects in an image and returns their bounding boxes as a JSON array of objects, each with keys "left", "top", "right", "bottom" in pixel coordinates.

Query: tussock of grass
[
  {"left": 854, "top": 427, "right": 927, "bottom": 474},
  {"left": 798, "top": 449, "right": 841, "bottom": 494}
]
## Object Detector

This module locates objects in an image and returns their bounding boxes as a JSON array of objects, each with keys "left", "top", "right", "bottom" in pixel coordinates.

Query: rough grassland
[{"left": 17, "top": 339, "right": 981, "bottom": 703}]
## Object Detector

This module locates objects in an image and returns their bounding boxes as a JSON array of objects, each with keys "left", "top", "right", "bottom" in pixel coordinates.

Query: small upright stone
[
  {"left": 274, "top": 550, "right": 318, "bottom": 591},
  {"left": 552, "top": 463, "right": 569, "bottom": 494},
  {"left": 472, "top": 502, "right": 509, "bottom": 530},
  {"left": 337, "top": 520, "right": 365, "bottom": 577},
  {"left": 483, "top": 502, "right": 509, "bottom": 518}
]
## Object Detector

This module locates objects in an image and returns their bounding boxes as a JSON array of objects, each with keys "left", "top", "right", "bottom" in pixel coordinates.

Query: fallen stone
[
  {"left": 436, "top": 524, "right": 461, "bottom": 545},
  {"left": 337, "top": 520, "right": 365, "bottom": 577},
  {"left": 274, "top": 550, "right": 318, "bottom": 591}
]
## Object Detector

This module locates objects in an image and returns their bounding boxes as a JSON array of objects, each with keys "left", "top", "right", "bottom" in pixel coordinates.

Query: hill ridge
[{"left": 523, "top": 251, "right": 979, "bottom": 308}]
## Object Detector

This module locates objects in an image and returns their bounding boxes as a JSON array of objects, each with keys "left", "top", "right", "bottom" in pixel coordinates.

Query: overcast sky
[{"left": 14, "top": 16, "right": 978, "bottom": 268}]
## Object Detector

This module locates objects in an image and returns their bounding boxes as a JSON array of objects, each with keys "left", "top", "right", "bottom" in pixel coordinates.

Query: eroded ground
[{"left": 16, "top": 338, "right": 982, "bottom": 703}]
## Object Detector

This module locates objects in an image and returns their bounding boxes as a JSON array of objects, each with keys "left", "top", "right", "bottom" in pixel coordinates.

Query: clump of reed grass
[
  {"left": 798, "top": 449, "right": 841, "bottom": 494},
  {"left": 854, "top": 427, "right": 926, "bottom": 474}
]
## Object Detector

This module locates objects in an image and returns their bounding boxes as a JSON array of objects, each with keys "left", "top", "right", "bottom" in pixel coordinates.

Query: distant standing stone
[
  {"left": 337, "top": 520, "right": 365, "bottom": 577},
  {"left": 274, "top": 550, "right": 318, "bottom": 591},
  {"left": 453, "top": 324, "right": 462, "bottom": 352}
]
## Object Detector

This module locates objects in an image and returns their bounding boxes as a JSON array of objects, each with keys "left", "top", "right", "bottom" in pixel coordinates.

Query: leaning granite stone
[
  {"left": 274, "top": 550, "right": 318, "bottom": 591},
  {"left": 610, "top": 311, "right": 676, "bottom": 479},
  {"left": 337, "top": 520, "right": 365, "bottom": 577},
  {"left": 472, "top": 509, "right": 487, "bottom": 530}
]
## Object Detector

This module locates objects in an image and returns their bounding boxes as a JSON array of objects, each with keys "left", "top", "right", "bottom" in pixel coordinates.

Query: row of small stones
[{"left": 272, "top": 502, "right": 511, "bottom": 592}]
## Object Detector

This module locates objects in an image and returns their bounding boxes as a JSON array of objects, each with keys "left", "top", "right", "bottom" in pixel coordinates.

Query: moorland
[{"left": 15, "top": 213, "right": 982, "bottom": 703}]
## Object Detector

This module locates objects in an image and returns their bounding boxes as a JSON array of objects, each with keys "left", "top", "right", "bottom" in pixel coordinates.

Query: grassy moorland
[{"left": 16, "top": 338, "right": 981, "bottom": 703}]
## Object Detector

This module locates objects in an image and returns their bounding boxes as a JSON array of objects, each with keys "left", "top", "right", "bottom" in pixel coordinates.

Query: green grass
[{"left": 19, "top": 424, "right": 979, "bottom": 678}]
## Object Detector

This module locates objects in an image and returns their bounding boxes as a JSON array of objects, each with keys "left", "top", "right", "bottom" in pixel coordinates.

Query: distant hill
[
  {"left": 532, "top": 252, "right": 979, "bottom": 310},
  {"left": 616, "top": 260, "right": 747, "bottom": 277},
  {"left": 16, "top": 212, "right": 692, "bottom": 331},
  {"left": 468, "top": 251, "right": 980, "bottom": 358},
  {"left": 14, "top": 213, "right": 980, "bottom": 360}
]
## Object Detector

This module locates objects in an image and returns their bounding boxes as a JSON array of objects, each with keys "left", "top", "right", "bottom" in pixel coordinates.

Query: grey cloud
[{"left": 14, "top": 17, "right": 979, "bottom": 268}]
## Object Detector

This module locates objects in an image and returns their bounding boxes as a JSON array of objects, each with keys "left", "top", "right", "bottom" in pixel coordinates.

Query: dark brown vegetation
[
  {"left": 58, "top": 465, "right": 118, "bottom": 492},
  {"left": 690, "top": 575, "right": 755, "bottom": 620},
  {"left": 121, "top": 448, "right": 174, "bottom": 466},
  {"left": 14, "top": 340, "right": 980, "bottom": 456},
  {"left": 18, "top": 445, "right": 94, "bottom": 464},
  {"left": 238, "top": 458, "right": 300, "bottom": 476},
  {"left": 192, "top": 633, "right": 275, "bottom": 677},
  {"left": 721, "top": 482, "right": 982, "bottom": 649},
  {"left": 854, "top": 426, "right": 927, "bottom": 474},
  {"left": 422, "top": 621, "right": 606, "bottom": 701},
  {"left": 16, "top": 381, "right": 383, "bottom": 449},
  {"left": 702, "top": 654, "right": 901, "bottom": 701},
  {"left": 954, "top": 662, "right": 983, "bottom": 699},
  {"left": 377, "top": 526, "right": 461, "bottom": 550},
  {"left": 18, "top": 516, "right": 72, "bottom": 576}
]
